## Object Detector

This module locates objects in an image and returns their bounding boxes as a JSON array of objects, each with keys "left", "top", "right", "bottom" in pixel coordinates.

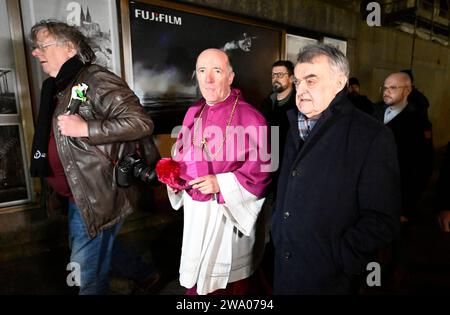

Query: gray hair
[
  {"left": 297, "top": 43, "right": 349, "bottom": 78},
  {"left": 30, "top": 19, "right": 95, "bottom": 64}
]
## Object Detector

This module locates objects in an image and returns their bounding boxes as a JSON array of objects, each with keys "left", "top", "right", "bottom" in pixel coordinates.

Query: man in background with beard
[
  {"left": 259, "top": 60, "right": 297, "bottom": 290},
  {"left": 260, "top": 60, "right": 296, "bottom": 158}
]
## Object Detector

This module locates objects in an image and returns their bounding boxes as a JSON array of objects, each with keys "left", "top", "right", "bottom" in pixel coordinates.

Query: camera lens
[
  {"left": 134, "top": 163, "right": 156, "bottom": 183},
  {"left": 116, "top": 153, "right": 156, "bottom": 187}
]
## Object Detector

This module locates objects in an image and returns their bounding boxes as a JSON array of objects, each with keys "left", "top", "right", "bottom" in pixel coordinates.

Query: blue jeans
[{"left": 68, "top": 202, "right": 122, "bottom": 295}]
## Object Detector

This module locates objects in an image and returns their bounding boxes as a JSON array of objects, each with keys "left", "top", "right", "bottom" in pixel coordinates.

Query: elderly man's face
[
  {"left": 196, "top": 49, "right": 234, "bottom": 104},
  {"left": 31, "top": 28, "right": 74, "bottom": 77},
  {"left": 294, "top": 55, "right": 346, "bottom": 117}
]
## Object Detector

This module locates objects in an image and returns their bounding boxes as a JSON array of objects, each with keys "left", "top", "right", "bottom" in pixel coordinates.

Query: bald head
[
  {"left": 196, "top": 48, "right": 233, "bottom": 72},
  {"left": 382, "top": 72, "right": 412, "bottom": 107},
  {"left": 195, "top": 48, "right": 235, "bottom": 104},
  {"left": 386, "top": 72, "right": 412, "bottom": 87}
]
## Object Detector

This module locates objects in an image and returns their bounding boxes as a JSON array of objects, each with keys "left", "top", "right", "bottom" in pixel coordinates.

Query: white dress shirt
[{"left": 384, "top": 102, "right": 408, "bottom": 124}]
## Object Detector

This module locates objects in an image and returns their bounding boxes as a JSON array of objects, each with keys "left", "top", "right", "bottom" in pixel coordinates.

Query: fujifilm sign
[{"left": 135, "top": 9, "right": 182, "bottom": 26}]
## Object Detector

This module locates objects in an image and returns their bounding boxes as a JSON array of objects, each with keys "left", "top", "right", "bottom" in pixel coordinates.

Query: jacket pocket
[{"left": 91, "top": 145, "right": 115, "bottom": 188}]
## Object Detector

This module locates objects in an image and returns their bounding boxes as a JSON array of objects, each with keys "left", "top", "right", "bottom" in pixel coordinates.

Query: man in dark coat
[
  {"left": 374, "top": 72, "right": 429, "bottom": 220},
  {"left": 372, "top": 72, "right": 430, "bottom": 289},
  {"left": 271, "top": 44, "right": 401, "bottom": 294},
  {"left": 259, "top": 60, "right": 297, "bottom": 289},
  {"left": 260, "top": 60, "right": 297, "bottom": 162}
]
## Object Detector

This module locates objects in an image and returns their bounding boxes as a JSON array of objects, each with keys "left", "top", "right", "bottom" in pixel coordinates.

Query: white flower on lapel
[{"left": 71, "top": 83, "right": 88, "bottom": 102}]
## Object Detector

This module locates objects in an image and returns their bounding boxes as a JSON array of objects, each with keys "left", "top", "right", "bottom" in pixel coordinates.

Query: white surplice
[{"left": 168, "top": 172, "right": 266, "bottom": 295}]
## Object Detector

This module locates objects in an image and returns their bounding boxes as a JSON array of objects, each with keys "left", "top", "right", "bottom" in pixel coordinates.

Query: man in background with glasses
[
  {"left": 374, "top": 72, "right": 430, "bottom": 291},
  {"left": 258, "top": 60, "right": 297, "bottom": 288},
  {"left": 260, "top": 60, "right": 296, "bottom": 164},
  {"left": 375, "top": 72, "right": 429, "bottom": 222}
]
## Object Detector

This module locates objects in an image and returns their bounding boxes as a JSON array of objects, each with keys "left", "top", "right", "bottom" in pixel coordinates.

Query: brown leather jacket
[{"left": 52, "top": 64, "right": 155, "bottom": 237}]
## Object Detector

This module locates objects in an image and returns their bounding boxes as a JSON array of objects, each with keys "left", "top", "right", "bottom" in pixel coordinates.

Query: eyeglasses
[
  {"left": 271, "top": 72, "right": 289, "bottom": 79},
  {"left": 379, "top": 85, "right": 408, "bottom": 93},
  {"left": 31, "top": 41, "right": 64, "bottom": 51},
  {"left": 293, "top": 78, "right": 317, "bottom": 89}
]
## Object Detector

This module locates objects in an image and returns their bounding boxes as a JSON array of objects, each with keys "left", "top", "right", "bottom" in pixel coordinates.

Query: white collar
[
  {"left": 206, "top": 91, "right": 231, "bottom": 106},
  {"left": 384, "top": 102, "right": 408, "bottom": 124}
]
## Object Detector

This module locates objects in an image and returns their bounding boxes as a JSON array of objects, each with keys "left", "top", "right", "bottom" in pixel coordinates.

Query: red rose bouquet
[{"left": 155, "top": 158, "right": 190, "bottom": 190}]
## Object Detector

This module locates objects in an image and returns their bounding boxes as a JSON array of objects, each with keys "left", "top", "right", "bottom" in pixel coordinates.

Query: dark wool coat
[{"left": 272, "top": 90, "right": 401, "bottom": 294}]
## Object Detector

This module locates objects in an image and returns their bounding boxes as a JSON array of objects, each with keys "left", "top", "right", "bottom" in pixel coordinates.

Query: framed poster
[
  {"left": 122, "top": 0, "right": 283, "bottom": 134},
  {"left": 0, "top": 125, "right": 29, "bottom": 206},
  {"left": 0, "top": 0, "right": 33, "bottom": 209},
  {"left": 0, "top": 68, "right": 18, "bottom": 115},
  {"left": 285, "top": 34, "right": 318, "bottom": 64},
  {"left": 322, "top": 36, "right": 347, "bottom": 56},
  {"left": 20, "top": 0, "right": 121, "bottom": 116}
]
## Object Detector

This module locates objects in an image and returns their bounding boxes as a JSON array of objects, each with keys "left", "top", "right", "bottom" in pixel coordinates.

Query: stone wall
[{"left": 176, "top": 0, "right": 449, "bottom": 148}]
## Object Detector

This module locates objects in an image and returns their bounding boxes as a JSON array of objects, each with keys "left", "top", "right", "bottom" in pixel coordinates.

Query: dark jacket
[
  {"left": 347, "top": 92, "right": 374, "bottom": 115},
  {"left": 272, "top": 90, "right": 401, "bottom": 294},
  {"left": 373, "top": 103, "right": 429, "bottom": 215},
  {"left": 260, "top": 89, "right": 296, "bottom": 187},
  {"left": 408, "top": 88, "right": 431, "bottom": 130},
  {"left": 52, "top": 64, "right": 155, "bottom": 237},
  {"left": 260, "top": 89, "right": 296, "bottom": 158}
]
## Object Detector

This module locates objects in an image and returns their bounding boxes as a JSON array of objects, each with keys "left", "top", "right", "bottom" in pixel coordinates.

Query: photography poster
[
  {"left": 322, "top": 36, "right": 347, "bottom": 56},
  {"left": 0, "top": 0, "right": 18, "bottom": 115},
  {"left": 285, "top": 34, "right": 318, "bottom": 64},
  {"left": 0, "top": 125, "right": 28, "bottom": 205},
  {"left": 20, "top": 0, "right": 121, "bottom": 114},
  {"left": 0, "top": 0, "right": 31, "bottom": 207},
  {"left": 129, "top": 0, "right": 282, "bottom": 133}
]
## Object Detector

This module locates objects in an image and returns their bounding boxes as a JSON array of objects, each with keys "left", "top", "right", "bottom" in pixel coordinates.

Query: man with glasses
[
  {"left": 272, "top": 44, "right": 400, "bottom": 294},
  {"left": 260, "top": 60, "right": 296, "bottom": 163},
  {"left": 375, "top": 72, "right": 429, "bottom": 222},
  {"left": 29, "top": 20, "right": 159, "bottom": 294},
  {"left": 259, "top": 60, "right": 297, "bottom": 288},
  {"left": 373, "top": 72, "right": 430, "bottom": 291}
]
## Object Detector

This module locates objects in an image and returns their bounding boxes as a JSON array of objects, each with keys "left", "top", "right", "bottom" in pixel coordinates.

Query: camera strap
[{"left": 93, "top": 143, "right": 142, "bottom": 166}]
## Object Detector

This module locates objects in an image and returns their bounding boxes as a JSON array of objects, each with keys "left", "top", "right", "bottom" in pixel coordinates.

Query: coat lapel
[
  {"left": 287, "top": 108, "right": 301, "bottom": 151},
  {"left": 290, "top": 90, "right": 351, "bottom": 165}
]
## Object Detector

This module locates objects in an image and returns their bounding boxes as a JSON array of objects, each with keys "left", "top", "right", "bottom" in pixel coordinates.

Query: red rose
[{"left": 155, "top": 158, "right": 188, "bottom": 190}]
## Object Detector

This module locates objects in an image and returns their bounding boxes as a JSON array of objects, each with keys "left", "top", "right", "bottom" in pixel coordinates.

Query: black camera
[{"left": 116, "top": 153, "right": 156, "bottom": 187}]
